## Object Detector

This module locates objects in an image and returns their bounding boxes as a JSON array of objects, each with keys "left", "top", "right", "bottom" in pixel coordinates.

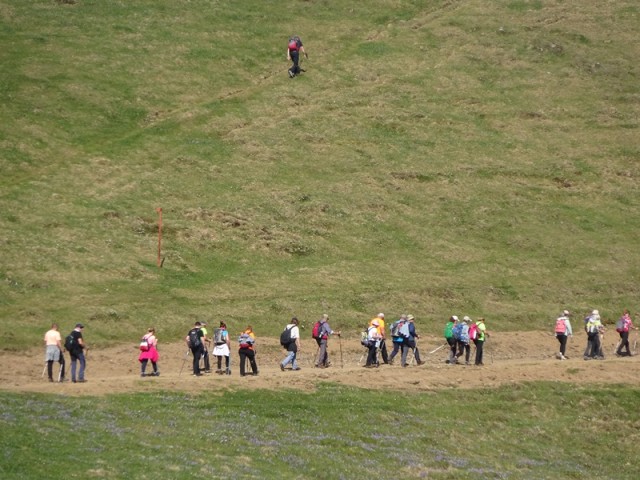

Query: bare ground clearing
[{"left": 1, "top": 331, "right": 637, "bottom": 396}]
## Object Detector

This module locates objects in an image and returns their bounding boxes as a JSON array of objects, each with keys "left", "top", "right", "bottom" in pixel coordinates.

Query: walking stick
[
  {"left": 179, "top": 349, "right": 189, "bottom": 376},
  {"left": 338, "top": 334, "right": 343, "bottom": 369},
  {"left": 428, "top": 343, "right": 448, "bottom": 355},
  {"left": 42, "top": 363, "right": 47, "bottom": 378}
]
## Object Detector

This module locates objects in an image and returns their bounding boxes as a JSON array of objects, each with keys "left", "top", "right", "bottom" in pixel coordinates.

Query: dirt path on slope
[{"left": 1, "top": 331, "right": 638, "bottom": 396}]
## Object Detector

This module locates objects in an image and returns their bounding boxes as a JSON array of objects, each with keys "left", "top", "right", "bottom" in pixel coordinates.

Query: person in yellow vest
[
  {"left": 474, "top": 318, "right": 490, "bottom": 366},
  {"left": 369, "top": 313, "right": 389, "bottom": 364}
]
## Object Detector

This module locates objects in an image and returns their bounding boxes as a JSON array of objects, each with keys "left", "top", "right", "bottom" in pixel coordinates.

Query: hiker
[
  {"left": 200, "top": 322, "right": 212, "bottom": 374},
  {"left": 584, "top": 310, "right": 604, "bottom": 360},
  {"left": 473, "top": 318, "right": 489, "bottom": 366},
  {"left": 364, "top": 319, "right": 383, "bottom": 368},
  {"left": 444, "top": 315, "right": 458, "bottom": 364},
  {"left": 212, "top": 321, "right": 231, "bottom": 375},
  {"left": 554, "top": 310, "right": 573, "bottom": 360},
  {"left": 314, "top": 314, "right": 340, "bottom": 368},
  {"left": 287, "top": 34, "right": 308, "bottom": 78},
  {"left": 238, "top": 325, "right": 258, "bottom": 376},
  {"left": 43, "top": 323, "right": 65, "bottom": 382},
  {"left": 67, "top": 323, "right": 87, "bottom": 383},
  {"left": 369, "top": 313, "right": 389, "bottom": 364},
  {"left": 388, "top": 314, "right": 408, "bottom": 364},
  {"left": 401, "top": 315, "right": 424, "bottom": 367},
  {"left": 615, "top": 309, "right": 636, "bottom": 357},
  {"left": 186, "top": 321, "right": 205, "bottom": 376},
  {"left": 454, "top": 316, "right": 471, "bottom": 365},
  {"left": 138, "top": 327, "right": 160, "bottom": 377},
  {"left": 280, "top": 317, "right": 301, "bottom": 371}
]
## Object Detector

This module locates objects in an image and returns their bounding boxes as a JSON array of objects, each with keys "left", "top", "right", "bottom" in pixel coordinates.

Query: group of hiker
[
  {"left": 41, "top": 307, "right": 637, "bottom": 383},
  {"left": 554, "top": 309, "right": 637, "bottom": 361}
]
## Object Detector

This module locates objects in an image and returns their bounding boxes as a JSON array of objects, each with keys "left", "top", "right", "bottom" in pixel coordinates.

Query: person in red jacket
[{"left": 287, "top": 35, "right": 308, "bottom": 78}]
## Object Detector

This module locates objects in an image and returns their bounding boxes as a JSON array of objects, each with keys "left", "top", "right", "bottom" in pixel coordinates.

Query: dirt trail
[{"left": 1, "top": 331, "right": 637, "bottom": 396}]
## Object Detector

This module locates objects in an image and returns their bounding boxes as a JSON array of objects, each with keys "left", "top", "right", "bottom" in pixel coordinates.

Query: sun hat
[{"left": 407, "top": 314, "right": 415, "bottom": 321}]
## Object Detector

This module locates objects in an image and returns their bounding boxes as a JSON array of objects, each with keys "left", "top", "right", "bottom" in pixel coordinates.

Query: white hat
[
  {"left": 463, "top": 316, "right": 471, "bottom": 322},
  {"left": 377, "top": 313, "right": 384, "bottom": 318},
  {"left": 592, "top": 309, "right": 599, "bottom": 316},
  {"left": 451, "top": 315, "right": 459, "bottom": 322},
  {"left": 563, "top": 310, "right": 570, "bottom": 316}
]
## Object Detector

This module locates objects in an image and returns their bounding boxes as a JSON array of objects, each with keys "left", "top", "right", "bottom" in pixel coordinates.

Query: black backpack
[
  {"left": 64, "top": 333, "right": 76, "bottom": 352},
  {"left": 280, "top": 326, "right": 293, "bottom": 347},
  {"left": 188, "top": 328, "right": 202, "bottom": 349}
]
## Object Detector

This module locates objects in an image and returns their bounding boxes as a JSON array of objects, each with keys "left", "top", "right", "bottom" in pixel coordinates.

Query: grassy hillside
[{"left": 1, "top": 0, "right": 639, "bottom": 348}]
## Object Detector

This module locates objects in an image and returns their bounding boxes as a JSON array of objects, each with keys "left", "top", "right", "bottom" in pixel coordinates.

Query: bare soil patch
[{"left": 2, "top": 331, "right": 637, "bottom": 396}]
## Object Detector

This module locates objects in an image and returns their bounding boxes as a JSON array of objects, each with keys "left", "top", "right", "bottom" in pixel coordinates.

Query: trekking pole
[
  {"left": 338, "top": 333, "right": 344, "bottom": 369},
  {"left": 179, "top": 350, "right": 189, "bottom": 376},
  {"left": 409, "top": 339, "right": 418, "bottom": 366},
  {"left": 42, "top": 362, "right": 47, "bottom": 378},
  {"left": 428, "top": 343, "right": 447, "bottom": 355},
  {"left": 488, "top": 337, "right": 494, "bottom": 364}
]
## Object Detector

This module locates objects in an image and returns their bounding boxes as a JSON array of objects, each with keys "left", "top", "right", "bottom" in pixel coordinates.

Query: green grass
[
  {"left": 1, "top": 0, "right": 639, "bottom": 348},
  {"left": 1, "top": 383, "right": 639, "bottom": 479}
]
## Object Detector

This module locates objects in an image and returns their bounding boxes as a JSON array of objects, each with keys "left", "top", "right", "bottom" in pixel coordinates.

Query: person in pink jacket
[{"left": 139, "top": 327, "right": 160, "bottom": 377}]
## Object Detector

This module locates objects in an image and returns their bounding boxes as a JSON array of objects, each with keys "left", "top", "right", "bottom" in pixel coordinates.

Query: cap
[
  {"left": 75, "top": 323, "right": 84, "bottom": 329},
  {"left": 592, "top": 309, "right": 599, "bottom": 316},
  {"left": 563, "top": 310, "right": 570, "bottom": 316},
  {"left": 195, "top": 321, "right": 202, "bottom": 326},
  {"left": 407, "top": 314, "right": 415, "bottom": 321},
  {"left": 463, "top": 316, "right": 471, "bottom": 322},
  {"left": 451, "top": 315, "right": 459, "bottom": 322},
  {"left": 372, "top": 320, "right": 380, "bottom": 327},
  {"left": 378, "top": 313, "right": 384, "bottom": 318}
]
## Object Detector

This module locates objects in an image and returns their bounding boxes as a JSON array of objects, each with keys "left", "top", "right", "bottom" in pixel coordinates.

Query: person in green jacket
[{"left": 444, "top": 316, "right": 458, "bottom": 364}]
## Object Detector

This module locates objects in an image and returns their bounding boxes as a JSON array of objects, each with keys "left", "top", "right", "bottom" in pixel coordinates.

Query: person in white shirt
[{"left": 280, "top": 317, "right": 301, "bottom": 371}]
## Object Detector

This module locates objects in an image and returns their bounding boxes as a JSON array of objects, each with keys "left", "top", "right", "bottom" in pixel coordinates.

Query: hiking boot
[
  {"left": 292, "top": 367, "right": 301, "bottom": 371},
  {"left": 280, "top": 364, "right": 285, "bottom": 372},
  {"left": 152, "top": 372, "right": 160, "bottom": 377},
  {"left": 465, "top": 361, "right": 470, "bottom": 365},
  {"left": 288, "top": 70, "right": 294, "bottom": 78},
  {"left": 140, "top": 373, "right": 146, "bottom": 377},
  {"left": 417, "top": 360, "right": 425, "bottom": 366},
  {"left": 226, "top": 369, "right": 231, "bottom": 375}
]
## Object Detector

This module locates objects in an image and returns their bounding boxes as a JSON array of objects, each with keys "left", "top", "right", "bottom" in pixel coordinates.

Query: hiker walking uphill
[
  {"left": 444, "top": 316, "right": 458, "bottom": 364},
  {"left": 238, "top": 325, "right": 258, "bottom": 376},
  {"left": 313, "top": 314, "right": 340, "bottom": 368},
  {"left": 138, "top": 327, "right": 160, "bottom": 377},
  {"left": 212, "top": 322, "right": 231, "bottom": 375},
  {"left": 454, "top": 316, "right": 472, "bottom": 365},
  {"left": 65, "top": 323, "right": 87, "bottom": 383},
  {"left": 186, "top": 321, "right": 205, "bottom": 376},
  {"left": 369, "top": 313, "right": 388, "bottom": 364},
  {"left": 584, "top": 310, "right": 604, "bottom": 360},
  {"left": 401, "top": 315, "right": 424, "bottom": 367},
  {"left": 287, "top": 34, "right": 308, "bottom": 78},
  {"left": 280, "top": 317, "right": 301, "bottom": 371},
  {"left": 388, "top": 314, "right": 408, "bottom": 364},
  {"left": 43, "top": 323, "right": 65, "bottom": 382},
  {"left": 554, "top": 310, "right": 573, "bottom": 360},
  {"left": 615, "top": 309, "right": 636, "bottom": 357}
]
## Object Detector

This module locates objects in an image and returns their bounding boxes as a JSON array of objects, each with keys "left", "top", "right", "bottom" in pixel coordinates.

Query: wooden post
[{"left": 156, "top": 207, "right": 163, "bottom": 267}]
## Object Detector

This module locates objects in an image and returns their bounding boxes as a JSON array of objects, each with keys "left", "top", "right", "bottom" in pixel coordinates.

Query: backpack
[
  {"left": 616, "top": 317, "right": 627, "bottom": 333},
  {"left": 360, "top": 329, "right": 371, "bottom": 347},
  {"left": 444, "top": 322, "right": 454, "bottom": 340},
  {"left": 280, "top": 326, "right": 293, "bottom": 347},
  {"left": 213, "top": 328, "right": 226, "bottom": 345},
  {"left": 452, "top": 323, "right": 464, "bottom": 341},
  {"left": 139, "top": 335, "right": 150, "bottom": 351},
  {"left": 64, "top": 333, "right": 77, "bottom": 352},
  {"left": 398, "top": 321, "right": 410, "bottom": 339},
  {"left": 390, "top": 320, "right": 402, "bottom": 337},
  {"left": 288, "top": 36, "right": 300, "bottom": 51},
  {"left": 238, "top": 332, "right": 254, "bottom": 349},
  {"left": 312, "top": 321, "right": 323, "bottom": 339},
  {"left": 469, "top": 323, "right": 479, "bottom": 341},
  {"left": 555, "top": 318, "right": 567, "bottom": 334},
  {"left": 187, "top": 328, "right": 202, "bottom": 349}
]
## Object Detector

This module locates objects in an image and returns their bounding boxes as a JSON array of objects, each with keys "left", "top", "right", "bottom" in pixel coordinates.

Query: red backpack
[
  {"left": 312, "top": 321, "right": 322, "bottom": 339},
  {"left": 555, "top": 318, "right": 567, "bottom": 334}
]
